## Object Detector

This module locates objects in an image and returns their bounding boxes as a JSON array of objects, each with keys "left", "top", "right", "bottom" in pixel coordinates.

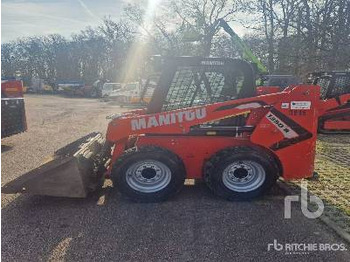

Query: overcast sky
[{"left": 1, "top": 0, "right": 246, "bottom": 43}]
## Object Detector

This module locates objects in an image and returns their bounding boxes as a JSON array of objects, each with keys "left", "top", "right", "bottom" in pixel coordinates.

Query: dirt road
[{"left": 2, "top": 95, "right": 349, "bottom": 261}]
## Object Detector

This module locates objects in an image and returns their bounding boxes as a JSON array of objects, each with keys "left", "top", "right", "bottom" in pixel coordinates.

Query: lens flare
[{"left": 122, "top": 0, "right": 162, "bottom": 83}]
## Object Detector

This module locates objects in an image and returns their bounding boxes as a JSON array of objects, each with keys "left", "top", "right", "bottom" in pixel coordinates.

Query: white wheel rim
[
  {"left": 126, "top": 160, "right": 171, "bottom": 193},
  {"left": 222, "top": 160, "right": 266, "bottom": 192}
]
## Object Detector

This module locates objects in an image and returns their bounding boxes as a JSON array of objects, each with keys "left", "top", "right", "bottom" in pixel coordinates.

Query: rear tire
[
  {"left": 204, "top": 146, "right": 279, "bottom": 201},
  {"left": 111, "top": 146, "right": 186, "bottom": 202}
]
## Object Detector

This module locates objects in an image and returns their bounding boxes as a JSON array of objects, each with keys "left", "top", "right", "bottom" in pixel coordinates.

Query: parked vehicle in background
[
  {"left": 101, "top": 83, "right": 122, "bottom": 97},
  {"left": 109, "top": 75, "right": 159, "bottom": 105},
  {"left": 259, "top": 75, "right": 301, "bottom": 89},
  {"left": 109, "top": 82, "right": 140, "bottom": 103},
  {"left": 57, "top": 81, "right": 84, "bottom": 95},
  {"left": 27, "top": 78, "right": 54, "bottom": 94},
  {"left": 57, "top": 81, "right": 99, "bottom": 98},
  {"left": 1, "top": 79, "right": 27, "bottom": 138}
]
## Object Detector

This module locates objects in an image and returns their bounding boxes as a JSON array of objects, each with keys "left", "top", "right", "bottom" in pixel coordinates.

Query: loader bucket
[{"left": 2, "top": 132, "right": 107, "bottom": 198}]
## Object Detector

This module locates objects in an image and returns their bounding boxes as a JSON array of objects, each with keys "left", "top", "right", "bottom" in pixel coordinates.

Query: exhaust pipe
[{"left": 2, "top": 132, "right": 109, "bottom": 198}]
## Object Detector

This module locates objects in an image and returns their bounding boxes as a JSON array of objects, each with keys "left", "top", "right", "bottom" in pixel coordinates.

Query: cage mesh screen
[
  {"left": 330, "top": 76, "right": 350, "bottom": 97},
  {"left": 318, "top": 78, "right": 331, "bottom": 98},
  {"left": 317, "top": 74, "right": 350, "bottom": 99},
  {"left": 162, "top": 65, "right": 239, "bottom": 111}
]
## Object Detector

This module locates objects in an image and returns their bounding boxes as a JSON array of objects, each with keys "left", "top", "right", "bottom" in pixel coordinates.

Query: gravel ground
[
  {"left": 315, "top": 135, "right": 350, "bottom": 216},
  {"left": 2, "top": 95, "right": 350, "bottom": 261},
  {"left": 287, "top": 134, "right": 350, "bottom": 236}
]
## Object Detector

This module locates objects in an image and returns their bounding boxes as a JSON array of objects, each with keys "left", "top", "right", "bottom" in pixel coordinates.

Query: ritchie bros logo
[{"left": 267, "top": 239, "right": 347, "bottom": 255}]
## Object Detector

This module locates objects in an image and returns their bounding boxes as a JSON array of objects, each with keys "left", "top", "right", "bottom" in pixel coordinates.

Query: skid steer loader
[
  {"left": 309, "top": 71, "right": 350, "bottom": 133},
  {"left": 3, "top": 57, "right": 350, "bottom": 202}
]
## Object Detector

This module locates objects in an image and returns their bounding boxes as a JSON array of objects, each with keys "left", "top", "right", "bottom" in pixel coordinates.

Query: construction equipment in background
[
  {"left": 213, "top": 19, "right": 268, "bottom": 74},
  {"left": 57, "top": 81, "right": 84, "bottom": 95},
  {"left": 213, "top": 19, "right": 301, "bottom": 88},
  {"left": 3, "top": 57, "right": 349, "bottom": 203},
  {"left": 309, "top": 71, "right": 350, "bottom": 133},
  {"left": 259, "top": 75, "right": 301, "bottom": 89},
  {"left": 57, "top": 81, "right": 100, "bottom": 98},
  {"left": 26, "top": 78, "right": 54, "bottom": 94},
  {"left": 256, "top": 71, "right": 350, "bottom": 133},
  {"left": 1, "top": 79, "right": 27, "bottom": 138}
]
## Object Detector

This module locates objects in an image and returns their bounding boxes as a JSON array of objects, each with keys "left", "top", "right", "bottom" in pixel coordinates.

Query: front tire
[
  {"left": 111, "top": 146, "right": 186, "bottom": 202},
  {"left": 204, "top": 146, "right": 279, "bottom": 201}
]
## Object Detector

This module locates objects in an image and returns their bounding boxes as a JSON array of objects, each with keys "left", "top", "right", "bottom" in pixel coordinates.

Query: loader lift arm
[{"left": 215, "top": 19, "right": 268, "bottom": 74}]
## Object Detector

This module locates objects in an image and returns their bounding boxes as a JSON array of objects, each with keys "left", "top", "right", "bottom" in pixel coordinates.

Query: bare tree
[
  {"left": 2, "top": 0, "right": 349, "bottom": 84},
  {"left": 170, "top": 0, "right": 238, "bottom": 56}
]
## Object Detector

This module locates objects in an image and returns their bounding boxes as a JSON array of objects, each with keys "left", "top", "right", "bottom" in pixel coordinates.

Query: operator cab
[
  {"left": 147, "top": 57, "right": 256, "bottom": 113},
  {"left": 309, "top": 71, "right": 350, "bottom": 99}
]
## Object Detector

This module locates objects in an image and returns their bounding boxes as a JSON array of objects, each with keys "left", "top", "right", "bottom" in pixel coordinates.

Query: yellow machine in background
[{"left": 26, "top": 78, "right": 54, "bottom": 93}]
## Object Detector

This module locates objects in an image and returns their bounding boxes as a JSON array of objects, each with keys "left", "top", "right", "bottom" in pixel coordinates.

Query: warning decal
[
  {"left": 290, "top": 101, "right": 311, "bottom": 110},
  {"left": 281, "top": 103, "right": 289, "bottom": 109}
]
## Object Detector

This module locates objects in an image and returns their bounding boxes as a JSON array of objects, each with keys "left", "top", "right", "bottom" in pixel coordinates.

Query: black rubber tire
[
  {"left": 204, "top": 146, "right": 279, "bottom": 201},
  {"left": 111, "top": 146, "right": 186, "bottom": 202}
]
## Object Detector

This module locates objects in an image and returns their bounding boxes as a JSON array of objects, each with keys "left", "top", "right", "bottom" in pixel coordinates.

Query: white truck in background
[
  {"left": 104, "top": 75, "right": 159, "bottom": 105},
  {"left": 109, "top": 82, "right": 141, "bottom": 103},
  {"left": 101, "top": 83, "right": 122, "bottom": 97}
]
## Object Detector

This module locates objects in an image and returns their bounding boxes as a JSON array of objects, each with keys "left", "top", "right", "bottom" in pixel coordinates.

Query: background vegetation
[{"left": 2, "top": 0, "right": 349, "bottom": 85}]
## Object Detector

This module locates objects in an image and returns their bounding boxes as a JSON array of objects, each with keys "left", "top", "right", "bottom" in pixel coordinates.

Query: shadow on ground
[
  {"left": 1, "top": 145, "right": 13, "bottom": 153},
  {"left": 2, "top": 183, "right": 350, "bottom": 262}
]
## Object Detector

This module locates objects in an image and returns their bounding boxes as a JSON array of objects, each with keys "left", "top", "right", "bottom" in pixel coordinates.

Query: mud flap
[{"left": 2, "top": 132, "right": 109, "bottom": 198}]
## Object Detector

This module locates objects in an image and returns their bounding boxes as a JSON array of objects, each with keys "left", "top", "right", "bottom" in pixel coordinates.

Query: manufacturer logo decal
[
  {"left": 131, "top": 108, "right": 207, "bottom": 131},
  {"left": 201, "top": 60, "right": 224, "bottom": 66}
]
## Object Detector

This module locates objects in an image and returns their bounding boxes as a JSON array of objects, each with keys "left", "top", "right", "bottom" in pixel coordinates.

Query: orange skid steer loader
[
  {"left": 3, "top": 57, "right": 349, "bottom": 202},
  {"left": 310, "top": 71, "right": 350, "bottom": 133}
]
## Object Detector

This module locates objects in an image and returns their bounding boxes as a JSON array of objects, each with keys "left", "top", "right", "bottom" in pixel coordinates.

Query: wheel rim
[
  {"left": 222, "top": 160, "right": 266, "bottom": 192},
  {"left": 125, "top": 160, "right": 171, "bottom": 193}
]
